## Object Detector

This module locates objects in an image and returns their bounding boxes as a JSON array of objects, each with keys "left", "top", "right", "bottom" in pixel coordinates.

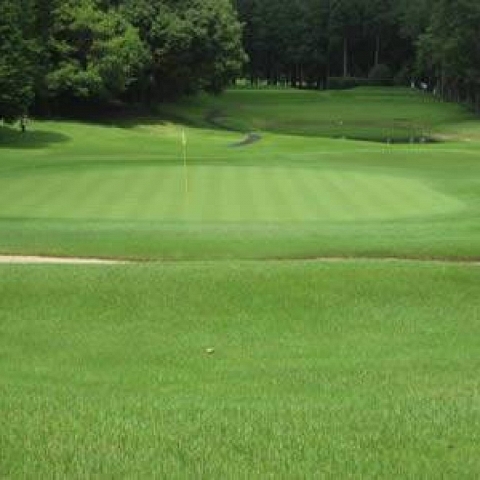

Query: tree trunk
[
  {"left": 343, "top": 37, "right": 348, "bottom": 77},
  {"left": 374, "top": 34, "right": 380, "bottom": 66},
  {"left": 440, "top": 66, "right": 445, "bottom": 97}
]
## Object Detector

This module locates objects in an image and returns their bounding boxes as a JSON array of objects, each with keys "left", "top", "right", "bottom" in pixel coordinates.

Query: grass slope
[
  {"left": 1, "top": 87, "right": 480, "bottom": 260},
  {"left": 163, "top": 87, "right": 472, "bottom": 141},
  {"left": 1, "top": 261, "right": 480, "bottom": 477}
]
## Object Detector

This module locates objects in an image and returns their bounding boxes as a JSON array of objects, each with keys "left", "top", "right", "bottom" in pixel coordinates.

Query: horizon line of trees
[
  {"left": 2, "top": 0, "right": 480, "bottom": 121},
  {"left": 235, "top": 0, "right": 424, "bottom": 88},
  {"left": 236, "top": 0, "right": 480, "bottom": 111}
]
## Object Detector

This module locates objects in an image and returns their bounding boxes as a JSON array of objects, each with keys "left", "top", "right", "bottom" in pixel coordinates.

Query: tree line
[
  {"left": 235, "top": 0, "right": 424, "bottom": 88},
  {"left": 2, "top": 0, "right": 480, "bottom": 121},
  {"left": 0, "top": 0, "right": 246, "bottom": 120},
  {"left": 236, "top": 0, "right": 480, "bottom": 111}
]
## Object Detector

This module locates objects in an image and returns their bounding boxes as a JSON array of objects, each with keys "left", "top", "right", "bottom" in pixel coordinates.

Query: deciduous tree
[{"left": 0, "top": 0, "right": 35, "bottom": 120}]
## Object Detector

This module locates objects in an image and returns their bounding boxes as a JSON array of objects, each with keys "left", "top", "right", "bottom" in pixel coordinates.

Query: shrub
[
  {"left": 393, "top": 65, "right": 411, "bottom": 86},
  {"left": 327, "top": 77, "right": 370, "bottom": 90},
  {"left": 368, "top": 64, "right": 393, "bottom": 86}
]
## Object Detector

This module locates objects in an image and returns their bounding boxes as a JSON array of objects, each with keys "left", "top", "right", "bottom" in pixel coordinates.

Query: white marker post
[{"left": 182, "top": 129, "right": 188, "bottom": 196}]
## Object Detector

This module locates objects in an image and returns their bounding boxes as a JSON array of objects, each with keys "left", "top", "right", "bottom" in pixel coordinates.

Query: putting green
[{"left": 0, "top": 164, "right": 463, "bottom": 222}]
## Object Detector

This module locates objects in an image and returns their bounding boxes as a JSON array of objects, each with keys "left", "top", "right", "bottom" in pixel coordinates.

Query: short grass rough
[{"left": 1, "top": 261, "right": 480, "bottom": 477}]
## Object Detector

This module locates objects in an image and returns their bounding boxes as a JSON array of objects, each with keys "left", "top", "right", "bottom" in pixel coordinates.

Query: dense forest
[
  {"left": 236, "top": 0, "right": 480, "bottom": 109},
  {"left": 1, "top": 0, "right": 480, "bottom": 120}
]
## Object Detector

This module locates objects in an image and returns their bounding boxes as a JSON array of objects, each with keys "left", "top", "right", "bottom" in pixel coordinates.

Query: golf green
[{"left": 0, "top": 164, "right": 463, "bottom": 222}]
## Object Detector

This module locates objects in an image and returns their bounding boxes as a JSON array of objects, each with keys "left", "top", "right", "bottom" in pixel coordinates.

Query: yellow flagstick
[{"left": 182, "top": 129, "right": 188, "bottom": 196}]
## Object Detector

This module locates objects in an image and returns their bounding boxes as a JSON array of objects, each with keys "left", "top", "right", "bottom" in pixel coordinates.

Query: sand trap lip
[
  {"left": 0, "top": 254, "right": 479, "bottom": 266},
  {"left": 282, "top": 256, "right": 480, "bottom": 266},
  {"left": 0, "top": 255, "right": 125, "bottom": 264}
]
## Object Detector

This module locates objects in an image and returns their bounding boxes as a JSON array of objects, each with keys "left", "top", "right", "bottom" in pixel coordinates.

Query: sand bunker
[{"left": 0, "top": 255, "right": 124, "bottom": 264}]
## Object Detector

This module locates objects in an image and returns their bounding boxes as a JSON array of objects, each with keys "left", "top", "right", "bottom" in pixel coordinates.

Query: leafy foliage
[
  {"left": 2, "top": 0, "right": 480, "bottom": 118},
  {"left": 122, "top": 0, "right": 246, "bottom": 100},
  {"left": 416, "top": 0, "right": 480, "bottom": 108},
  {"left": 236, "top": 0, "right": 480, "bottom": 110},
  {"left": 0, "top": 0, "right": 35, "bottom": 120},
  {"left": 46, "top": 0, "right": 146, "bottom": 101},
  {"left": 368, "top": 64, "right": 393, "bottom": 86},
  {"left": 1, "top": 0, "right": 245, "bottom": 119}
]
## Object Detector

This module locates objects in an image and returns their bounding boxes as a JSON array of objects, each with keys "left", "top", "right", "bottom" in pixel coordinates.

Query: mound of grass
[{"left": 162, "top": 87, "right": 473, "bottom": 142}]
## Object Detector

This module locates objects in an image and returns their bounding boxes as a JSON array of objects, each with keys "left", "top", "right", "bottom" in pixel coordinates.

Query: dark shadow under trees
[{"left": 0, "top": 126, "right": 70, "bottom": 149}]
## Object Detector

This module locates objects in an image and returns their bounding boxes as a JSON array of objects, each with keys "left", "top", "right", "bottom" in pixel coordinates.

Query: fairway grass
[{"left": 1, "top": 260, "right": 480, "bottom": 477}]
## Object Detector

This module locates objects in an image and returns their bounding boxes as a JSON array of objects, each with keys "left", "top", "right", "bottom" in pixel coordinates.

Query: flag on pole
[{"left": 181, "top": 129, "right": 188, "bottom": 195}]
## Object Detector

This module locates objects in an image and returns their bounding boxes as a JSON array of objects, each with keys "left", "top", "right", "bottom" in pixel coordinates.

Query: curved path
[
  {"left": 230, "top": 132, "right": 262, "bottom": 147},
  {"left": 205, "top": 109, "right": 262, "bottom": 147}
]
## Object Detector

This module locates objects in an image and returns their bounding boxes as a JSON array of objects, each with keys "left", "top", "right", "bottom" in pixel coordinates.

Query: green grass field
[
  {"left": 1, "top": 87, "right": 480, "bottom": 476},
  {"left": 1, "top": 87, "right": 480, "bottom": 260},
  {"left": 2, "top": 261, "right": 480, "bottom": 477}
]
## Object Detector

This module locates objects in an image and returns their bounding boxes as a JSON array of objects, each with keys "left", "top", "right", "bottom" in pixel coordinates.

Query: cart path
[
  {"left": 230, "top": 132, "right": 262, "bottom": 147},
  {"left": 204, "top": 109, "right": 262, "bottom": 147}
]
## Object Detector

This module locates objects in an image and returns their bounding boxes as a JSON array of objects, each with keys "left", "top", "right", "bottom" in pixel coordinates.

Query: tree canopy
[
  {"left": 236, "top": 0, "right": 480, "bottom": 109},
  {"left": 2, "top": 0, "right": 480, "bottom": 119},
  {"left": 0, "top": 0, "right": 245, "bottom": 119},
  {"left": 237, "top": 0, "right": 418, "bottom": 87},
  {"left": 0, "top": 0, "right": 35, "bottom": 120}
]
